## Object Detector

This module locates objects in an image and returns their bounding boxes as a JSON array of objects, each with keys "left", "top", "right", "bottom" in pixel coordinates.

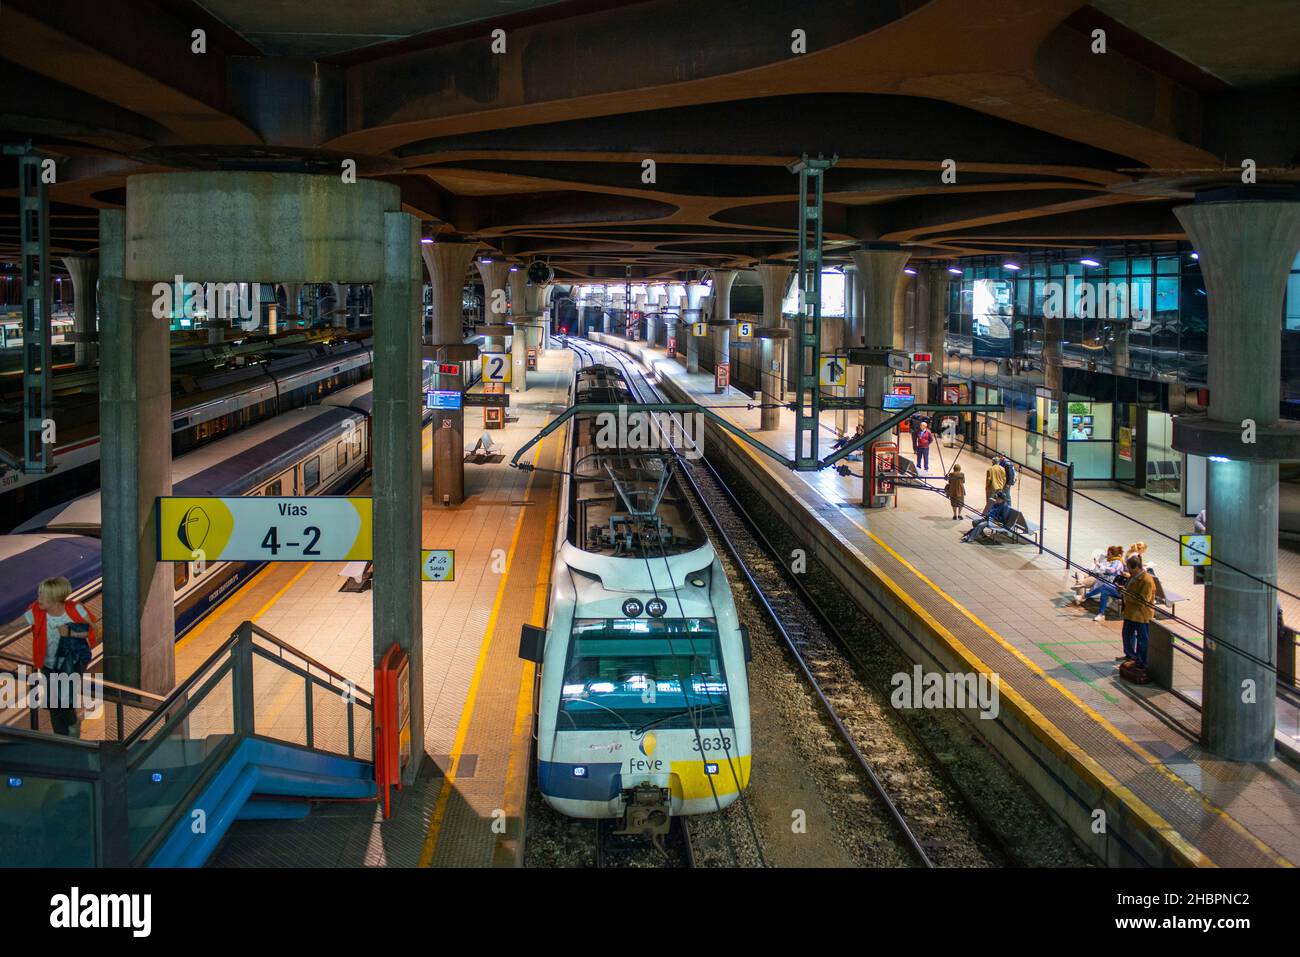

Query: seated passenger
[
  {"left": 1073, "top": 545, "right": 1125, "bottom": 621},
  {"left": 831, "top": 424, "right": 864, "bottom": 452},
  {"left": 961, "top": 491, "right": 1011, "bottom": 543}
]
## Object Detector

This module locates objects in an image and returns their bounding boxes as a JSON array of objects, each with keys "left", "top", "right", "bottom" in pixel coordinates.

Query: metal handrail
[{"left": 246, "top": 621, "right": 373, "bottom": 704}]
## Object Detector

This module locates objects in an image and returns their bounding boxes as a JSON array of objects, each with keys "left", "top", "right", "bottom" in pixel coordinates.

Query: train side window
[
  {"left": 351, "top": 427, "right": 362, "bottom": 456},
  {"left": 174, "top": 563, "right": 189, "bottom": 589},
  {"left": 264, "top": 479, "right": 282, "bottom": 496},
  {"left": 336, "top": 441, "right": 347, "bottom": 471},
  {"left": 303, "top": 456, "right": 321, "bottom": 492}
]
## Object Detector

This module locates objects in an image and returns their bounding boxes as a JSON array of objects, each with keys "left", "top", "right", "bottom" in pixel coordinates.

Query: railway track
[
  {"left": 594, "top": 817, "right": 696, "bottom": 868},
  {"left": 580, "top": 338, "right": 1006, "bottom": 868}
]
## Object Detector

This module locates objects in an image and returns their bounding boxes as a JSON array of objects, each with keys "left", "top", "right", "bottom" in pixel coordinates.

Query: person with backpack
[
  {"left": 24, "top": 576, "right": 98, "bottom": 737},
  {"left": 984, "top": 456, "right": 1006, "bottom": 512},
  {"left": 998, "top": 453, "right": 1016, "bottom": 491},
  {"left": 915, "top": 422, "right": 934, "bottom": 472}
]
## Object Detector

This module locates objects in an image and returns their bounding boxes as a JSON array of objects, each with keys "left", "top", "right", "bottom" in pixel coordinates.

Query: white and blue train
[{"left": 520, "top": 362, "right": 752, "bottom": 838}]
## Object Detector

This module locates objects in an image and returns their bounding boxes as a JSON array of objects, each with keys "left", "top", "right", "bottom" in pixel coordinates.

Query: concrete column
[
  {"left": 851, "top": 246, "right": 911, "bottom": 435},
  {"left": 686, "top": 316, "right": 701, "bottom": 373},
  {"left": 330, "top": 282, "right": 347, "bottom": 328},
  {"left": 927, "top": 266, "right": 948, "bottom": 383},
  {"left": 477, "top": 259, "right": 509, "bottom": 323},
  {"left": 686, "top": 282, "right": 707, "bottom": 310},
  {"left": 346, "top": 283, "right": 361, "bottom": 327},
  {"left": 1043, "top": 301, "right": 1064, "bottom": 458},
  {"left": 510, "top": 319, "right": 527, "bottom": 392},
  {"left": 1174, "top": 197, "right": 1300, "bottom": 761},
  {"left": 281, "top": 282, "right": 302, "bottom": 317},
  {"left": 756, "top": 262, "right": 793, "bottom": 401},
  {"left": 893, "top": 269, "right": 910, "bottom": 353},
  {"left": 709, "top": 269, "right": 738, "bottom": 393},
  {"left": 852, "top": 245, "right": 911, "bottom": 507},
  {"left": 266, "top": 302, "right": 278, "bottom": 336},
  {"left": 757, "top": 328, "right": 789, "bottom": 430},
  {"left": 422, "top": 241, "right": 477, "bottom": 345},
  {"left": 98, "top": 211, "right": 175, "bottom": 695},
  {"left": 508, "top": 266, "right": 526, "bottom": 316},
  {"left": 422, "top": 240, "right": 477, "bottom": 507},
  {"left": 373, "top": 212, "right": 425, "bottom": 783},
  {"left": 61, "top": 254, "right": 99, "bottom": 367}
]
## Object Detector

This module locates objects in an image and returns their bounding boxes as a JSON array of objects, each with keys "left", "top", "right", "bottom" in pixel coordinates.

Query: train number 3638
[{"left": 691, "top": 736, "right": 732, "bottom": 752}]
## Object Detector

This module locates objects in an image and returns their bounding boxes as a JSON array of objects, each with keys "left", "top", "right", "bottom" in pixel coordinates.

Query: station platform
[
  {"left": 172, "top": 351, "right": 570, "bottom": 867},
  {"left": 590, "top": 331, "right": 1300, "bottom": 868}
]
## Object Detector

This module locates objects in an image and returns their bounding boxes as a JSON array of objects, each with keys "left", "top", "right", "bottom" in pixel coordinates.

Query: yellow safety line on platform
[
  {"left": 835, "top": 508, "right": 1292, "bottom": 868},
  {"left": 499, "top": 445, "right": 563, "bottom": 862},
  {"left": 418, "top": 434, "right": 547, "bottom": 867}
]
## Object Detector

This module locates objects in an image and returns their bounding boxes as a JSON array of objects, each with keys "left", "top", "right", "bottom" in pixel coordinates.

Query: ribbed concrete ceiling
[
  {"left": 191, "top": 0, "right": 578, "bottom": 57},
  {"left": 1091, "top": 0, "right": 1300, "bottom": 89},
  {"left": 1, "top": 0, "right": 1297, "bottom": 281}
]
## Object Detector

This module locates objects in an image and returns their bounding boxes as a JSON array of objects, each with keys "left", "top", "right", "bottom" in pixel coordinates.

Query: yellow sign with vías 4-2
[{"left": 158, "top": 497, "right": 372, "bottom": 562}]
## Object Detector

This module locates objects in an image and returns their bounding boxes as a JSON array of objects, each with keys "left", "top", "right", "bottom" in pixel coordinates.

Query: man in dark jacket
[{"left": 961, "top": 492, "right": 1012, "bottom": 543}]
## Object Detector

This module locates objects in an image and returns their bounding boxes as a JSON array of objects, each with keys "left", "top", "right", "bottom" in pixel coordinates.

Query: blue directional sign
[{"left": 425, "top": 390, "right": 462, "bottom": 410}]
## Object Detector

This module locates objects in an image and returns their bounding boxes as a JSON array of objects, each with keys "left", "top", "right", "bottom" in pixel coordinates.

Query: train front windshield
[{"left": 560, "top": 618, "right": 732, "bottom": 731}]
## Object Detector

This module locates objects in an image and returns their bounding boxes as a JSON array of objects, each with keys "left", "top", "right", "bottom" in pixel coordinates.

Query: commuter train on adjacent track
[
  {"left": 523, "top": 351, "right": 752, "bottom": 838},
  {"left": 0, "top": 379, "right": 433, "bottom": 677}
]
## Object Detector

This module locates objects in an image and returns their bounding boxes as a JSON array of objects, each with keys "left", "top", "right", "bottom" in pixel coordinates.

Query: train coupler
[{"left": 613, "top": 782, "right": 672, "bottom": 844}]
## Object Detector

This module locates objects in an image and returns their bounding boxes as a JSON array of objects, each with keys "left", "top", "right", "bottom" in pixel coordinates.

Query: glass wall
[
  {"left": 1064, "top": 398, "right": 1113, "bottom": 479},
  {"left": 1145, "top": 410, "right": 1181, "bottom": 506}
]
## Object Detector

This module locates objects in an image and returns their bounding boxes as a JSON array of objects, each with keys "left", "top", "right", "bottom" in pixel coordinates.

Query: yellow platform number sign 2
[
  {"left": 482, "top": 352, "right": 511, "bottom": 383},
  {"left": 158, "top": 497, "right": 373, "bottom": 562}
]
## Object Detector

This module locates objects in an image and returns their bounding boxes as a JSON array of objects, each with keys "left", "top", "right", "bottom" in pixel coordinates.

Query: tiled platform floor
[{"left": 596, "top": 333, "right": 1300, "bottom": 867}]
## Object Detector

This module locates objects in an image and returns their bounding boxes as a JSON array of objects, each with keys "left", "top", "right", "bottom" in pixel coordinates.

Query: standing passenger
[
  {"left": 984, "top": 457, "right": 1006, "bottom": 512},
  {"left": 1120, "top": 556, "right": 1155, "bottom": 669},
  {"left": 944, "top": 465, "right": 966, "bottom": 520},
  {"left": 915, "top": 422, "right": 934, "bottom": 473},
  {"left": 24, "top": 576, "right": 98, "bottom": 737}
]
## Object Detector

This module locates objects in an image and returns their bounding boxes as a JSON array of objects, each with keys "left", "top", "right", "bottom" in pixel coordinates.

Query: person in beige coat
[{"left": 944, "top": 466, "right": 966, "bottom": 520}]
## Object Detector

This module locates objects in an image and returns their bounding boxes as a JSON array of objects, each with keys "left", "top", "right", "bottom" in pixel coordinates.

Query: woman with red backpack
[{"left": 24, "top": 576, "right": 98, "bottom": 737}]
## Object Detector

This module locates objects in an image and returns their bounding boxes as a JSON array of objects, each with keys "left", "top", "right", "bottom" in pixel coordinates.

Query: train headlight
[{"left": 689, "top": 576, "right": 706, "bottom": 588}]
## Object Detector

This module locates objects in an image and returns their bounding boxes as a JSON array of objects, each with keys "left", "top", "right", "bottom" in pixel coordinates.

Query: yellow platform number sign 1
[{"left": 158, "top": 497, "right": 372, "bottom": 562}]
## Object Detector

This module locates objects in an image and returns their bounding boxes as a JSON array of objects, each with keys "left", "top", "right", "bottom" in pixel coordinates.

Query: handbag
[{"left": 53, "top": 623, "right": 92, "bottom": 675}]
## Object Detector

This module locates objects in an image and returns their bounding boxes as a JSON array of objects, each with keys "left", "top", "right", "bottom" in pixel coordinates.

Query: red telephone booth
[
  {"left": 869, "top": 440, "right": 899, "bottom": 508},
  {"left": 374, "top": 643, "right": 411, "bottom": 819}
]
